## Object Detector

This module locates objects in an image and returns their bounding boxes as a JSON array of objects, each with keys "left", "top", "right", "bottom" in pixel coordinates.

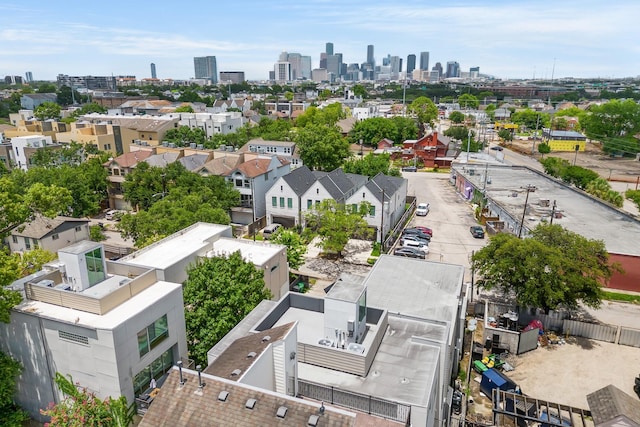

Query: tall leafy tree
[
  {"left": 348, "top": 117, "right": 397, "bottom": 146},
  {"left": 449, "top": 111, "right": 465, "bottom": 124},
  {"left": 472, "top": 224, "right": 619, "bottom": 313},
  {"left": 457, "top": 93, "right": 479, "bottom": 109},
  {"left": 33, "top": 101, "right": 61, "bottom": 121},
  {"left": 305, "top": 200, "right": 373, "bottom": 257},
  {"left": 183, "top": 252, "right": 271, "bottom": 366},
  {"left": 294, "top": 124, "right": 350, "bottom": 171},
  {"left": 269, "top": 229, "right": 307, "bottom": 271},
  {"left": 408, "top": 96, "right": 438, "bottom": 136},
  {"left": 581, "top": 99, "right": 640, "bottom": 155},
  {"left": 343, "top": 153, "right": 400, "bottom": 177}
]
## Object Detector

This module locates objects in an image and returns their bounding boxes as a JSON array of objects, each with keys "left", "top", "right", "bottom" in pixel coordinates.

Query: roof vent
[
  {"left": 276, "top": 406, "right": 288, "bottom": 419},
  {"left": 245, "top": 398, "right": 257, "bottom": 409},
  {"left": 231, "top": 369, "right": 242, "bottom": 377},
  {"left": 262, "top": 335, "right": 271, "bottom": 342},
  {"left": 308, "top": 414, "right": 320, "bottom": 426},
  {"left": 218, "top": 391, "right": 229, "bottom": 402},
  {"left": 247, "top": 352, "right": 257, "bottom": 358}
]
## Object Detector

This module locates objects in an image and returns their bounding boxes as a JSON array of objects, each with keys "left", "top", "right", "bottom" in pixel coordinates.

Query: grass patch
[
  {"left": 367, "top": 257, "right": 377, "bottom": 265},
  {"left": 371, "top": 242, "right": 381, "bottom": 257},
  {"left": 602, "top": 291, "right": 640, "bottom": 304},
  {"left": 457, "top": 368, "right": 467, "bottom": 382}
]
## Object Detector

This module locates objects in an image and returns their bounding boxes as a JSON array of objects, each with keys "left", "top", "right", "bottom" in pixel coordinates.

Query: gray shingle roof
[
  {"left": 316, "top": 168, "right": 359, "bottom": 202},
  {"left": 178, "top": 154, "right": 210, "bottom": 171},
  {"left": 366, "top": 173, "right": 404, "bottom": 202},
  {"left": 587, "top": 385, "right": 640, "bottom": 427},
  {"left": 282, "top": 165, "right": 317, "bottom": 196},
  {"left": 11, "top": 216, "right": 89, "bottom": 239}
]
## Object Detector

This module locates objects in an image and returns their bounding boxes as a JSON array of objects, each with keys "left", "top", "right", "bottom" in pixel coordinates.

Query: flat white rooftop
[
  {"left": 208, "top": 238, "right": 284, "bottom": 266},
  {"left": 17, "top": 281, "right": 182, "bottom": 330},
  {"left": 120, "top": 222, "right": 230, "bottom": 269}
]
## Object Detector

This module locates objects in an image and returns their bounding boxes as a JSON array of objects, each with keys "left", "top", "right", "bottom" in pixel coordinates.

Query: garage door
[{"left": 272, "top": 215, "right": 296, "bottom": 228}]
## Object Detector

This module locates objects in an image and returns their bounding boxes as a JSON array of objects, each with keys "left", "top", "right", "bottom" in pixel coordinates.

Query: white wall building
[
  {"left": 8, "top": 216, "right": 90, "bottom": 254},
  {"left": 169, "top": 112, "right": 244, "bottom": 138},
  {"left": 10, "top": 134, "right": 54, "bottom": 170}
]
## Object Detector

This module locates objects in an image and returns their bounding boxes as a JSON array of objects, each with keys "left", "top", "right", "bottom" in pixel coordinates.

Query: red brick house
[
  {"left": 377, "top": 138, "right": 394, "bottom": 150},
  {"left": 402, "top": 131, "right": 454, "bottom": 168}
]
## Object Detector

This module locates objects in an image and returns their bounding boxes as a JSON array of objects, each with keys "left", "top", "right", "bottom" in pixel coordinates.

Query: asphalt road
[{"left": 402, "top": 171, "right": 487, "bottom": 281}]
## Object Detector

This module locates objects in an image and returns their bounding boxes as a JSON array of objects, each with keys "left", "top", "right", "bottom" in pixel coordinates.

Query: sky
[{"left": 2, "top": 0, "right": 639, "bottom": 82}]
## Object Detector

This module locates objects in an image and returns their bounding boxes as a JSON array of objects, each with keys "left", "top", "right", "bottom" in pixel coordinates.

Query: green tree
[
  {"left": 0, "top": 351, "right": 28, "bottom": 427},
  {"left": 294, "top": 124, "right": 350, "bottom": 171},
  {"left": 90, "top": 225, "right": 107, "bottom": 242},
  {"left": 34, "top": 101, "right": 61, "bottom": 121},
  {"left": 37, "top": 83, "right": 57, "bottom": 93},
  {"left": 183, "top": 252, "right": 271, "bottom": 366},
  {"left": 352, "top": 84, "right": 368, "bottom": 99},
  {"left": 19, "top": 248, "right": 56, "bottom": 276},
  {"left": 449, "top": 111, "right": 465, "bottom": 124},
  {"left": 174, "top": 105, "right": 194, "bottom": 113},
  {"left": 444, "top": 126, "right": 473, "bottom": 142},
  {"left": 348, "top": 117, "right": 398, "bottom": 146},
  {"left": 305, "top": 200, "right": 373, "bottom": 257},
  {"left": 497, "top": 128, "right": 514, "bottom": 142},
  {"left": 472, "top": 224, "right": 618, "bottom": 314},
  {"left": 511, "top": 109, "right": 550, "bottom": 130},
  {"left": 585, "top": 178, "right": 623, "bottom": 207},
  {"left": 390, "top": 116, "right": 418, "bottom": 143},
  {"left": 41, "top": 372, "right": 136, "bottom": 427},
  {"left": 343, "top": 153, "right": 399, "bottom": 177},
  {"left": 284, "top": 91, "right": 294, "bottom": 101},
  {"left": 458, "top": 93, "right": 479, "bottom": 109},
  {"left": 625, "top": 189, "right": 640, "bottom": 210},
  {"left": 269, "top": 229, "right": 307, "bottom": 270},
  {"left": 540, "top": 156, "right": 570, "bottom": 177},
  {"left": 537, "top": 142, "right": 551, "bottom": 157},
  {"left": 560, "top": 165, "right": 599, "bottom": 189},
  {"left": 581, "top": 99, "right": 640, "bottom": 155},
  {"left": 408, "top": 96, "right": 438, "bottom": 136}
]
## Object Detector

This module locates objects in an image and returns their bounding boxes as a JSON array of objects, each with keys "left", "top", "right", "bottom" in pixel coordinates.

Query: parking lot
[{"left": 402, "top": 171, "right": 487, "bottom": 281}]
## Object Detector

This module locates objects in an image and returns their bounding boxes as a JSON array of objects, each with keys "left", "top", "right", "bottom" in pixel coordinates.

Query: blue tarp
[{"left": 480, "top": 368, "right": 517, "bottom": 400}]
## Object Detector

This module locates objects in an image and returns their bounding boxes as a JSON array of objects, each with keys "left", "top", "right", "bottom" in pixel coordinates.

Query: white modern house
[
  {"left": 0, "top": 241, "right": 188, "bottom": 422},
  {"left": 10, "top": 134, "right": 56, "bottom": 170},
  {"left": 265, "top": 167, "right": 408, "bottom": 241},
  {"left": 169, "top": 111, "right": 244, "bottom": 138},
  {"left": 240, "top": 139, "right": 303, "bottom": 169},
  {"left": 8, "top": 216, "right": 90, "bottom": 253}
]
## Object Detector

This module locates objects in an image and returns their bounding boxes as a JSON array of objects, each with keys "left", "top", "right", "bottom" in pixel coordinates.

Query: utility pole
[
  {"left": 380, "top": 188, "right": 385, "bottom": 250},
  {"left": 466, "top": 128, "right": 472, "bottom": 162},
  {"left": 550, "top": 200, "right": 557, "bottom": 225},
  {"left": 532, "top": 114, "right": 540, "bottom": 154},
  {"left": 518, "top": 185, "right": 536, "bottom": 238},
  {"left": 470, "top": 250, "right": 475, "bottom": 302}
]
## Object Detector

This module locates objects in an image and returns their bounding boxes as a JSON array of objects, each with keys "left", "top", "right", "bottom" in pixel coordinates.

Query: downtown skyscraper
[{"left": 193, "top": 56, "right": 218, "bottom": 83}]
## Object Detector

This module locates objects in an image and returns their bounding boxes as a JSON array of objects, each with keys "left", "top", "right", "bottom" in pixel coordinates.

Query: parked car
[
  {"left": 262, "top": 223, "right": 282, "bottom": 239},
  {"left": 402, "top": 166, "right": 418, "bottom": 172},
  {"left": 402, "top": 239, "right": 429, "bottom": 252},
  {"left": 415, "top": 203, "right": 430, "bottom": 216},
  {"left": 412, "top": 225, "right": 433, "bottom": 236},
  {"left": 402, "top": 229, "right": 432, "bottom": 241},
  {"left": 490, "top": 145, "right": 504, "bottom": 151},
  {"left": 105, "top": 210, "right": 122, "bottom": 221},
  {"left": 401, "top": 235, "right": 430, "bottom": 246},
  {"left": 470, "top": 225, "right": 485, "bottom": 238},
  {"left": 393, "top": 247, "right": 426, "bottom": 259}
]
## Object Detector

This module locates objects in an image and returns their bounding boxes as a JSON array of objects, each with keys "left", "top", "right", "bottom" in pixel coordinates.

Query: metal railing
[{"left": 298, "top": 379, "right": 411, "bottom": 423}]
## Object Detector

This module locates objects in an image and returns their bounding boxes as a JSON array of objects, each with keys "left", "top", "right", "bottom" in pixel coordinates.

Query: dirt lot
[{"left": 468, "top": 335, "right": 640, "bottom": 413}]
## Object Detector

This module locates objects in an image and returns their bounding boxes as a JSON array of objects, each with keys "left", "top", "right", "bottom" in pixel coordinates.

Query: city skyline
[{"left": 2, "top": 0, "right": 639, "bottom": 82}]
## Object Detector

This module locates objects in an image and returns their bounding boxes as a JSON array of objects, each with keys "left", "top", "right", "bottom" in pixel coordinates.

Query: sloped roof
[
  {"left": 587, "top": 385, "right": 640, "bottom": 427},
  {"left": 282, "top": 165, "right": 317, "bottom": 196},
  {"left": 235, "top": 158, "right": 273, "bottom": 178},
  {"left": 337, "top": 117, "right": 357, "bottom": 134},
  {"left": 178, "top": 154, "right": 210, "bottom": 171},
  {"left": 105, "top": 150, "right": 153, "bottom": 168},
  {"left": 139, "top": 368, "right": 356, "bottom": 427},
  {"left": 366, "top": 173, "right": 405, "bottom": 202},
  {"left": 315, "top": 168, "right": 358, "bottom": 201},
  {"left": 11, "top": 216, "right": 89, "bottom": 239},
  {"left": 200, "top": 156, "right": 241, "bottom": 176},
  {"left": 204, "top": 323, "right": 294, "bottom": 380},
  {"left": 145, "top": 152, "right": 180, "bottom": 167}
]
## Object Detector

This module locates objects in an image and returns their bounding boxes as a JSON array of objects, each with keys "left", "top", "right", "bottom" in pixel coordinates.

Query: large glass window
[
  {"left": 272, "top": 196, "right": 277, "bottom": 207},
  {"left": 133, "top": 348, "right": 173, "bottom": 396},
  {"left": 85, "top": 247, "right": 105, "bottom": 287},
  {"left": 279, "top": 197, "right": 285, "bottom": 208},
  {"left": 287, "top": 198, "right": 293, "bottom": 209},
  {"left": 138, "top": 314, "right": 168, "bottom": 357}
]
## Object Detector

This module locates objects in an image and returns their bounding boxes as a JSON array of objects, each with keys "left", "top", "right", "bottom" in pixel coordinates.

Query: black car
[
  {"left": 490, "top": 145, "right": 504, "bottom": 151},
  {"left": 470, "top": 225, "right": 485, "bottom": 238},
  {"left": 393, "top": 247, "right": 426, "bottom": 259},
  {"left": 402, "top": 166, "right": 418, "bottom": 172}
]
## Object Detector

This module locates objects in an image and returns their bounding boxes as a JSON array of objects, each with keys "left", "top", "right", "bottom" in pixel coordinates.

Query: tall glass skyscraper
[
  {"left": 420, "top": 52, "right": 430, "bottom": 71},
  {"left": 193, "top": 56, "right": 218, "bottom": 83},
  {"left": 406, "top": 54, "right": 416, "bottom": 75},
  {"left": 367, "top": 45, "right": 375, "bottom": 67},
  {"left": 150, "top": 63, "right": 157, "bottom": 79}
]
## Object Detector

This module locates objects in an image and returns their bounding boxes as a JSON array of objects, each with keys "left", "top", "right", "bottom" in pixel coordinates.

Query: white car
[{"left": 415, "top": 203, "right": 430, "bottom": 216}]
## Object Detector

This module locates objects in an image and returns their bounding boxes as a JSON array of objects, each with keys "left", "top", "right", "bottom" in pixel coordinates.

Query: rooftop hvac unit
[
  {"left": 196, "top": 144, "right": 204, "bottom": 150},
  {"left": 54, "top": 283, "right": 72, "bottom": 291},
  {"left": 190, "top": 143, "right": 196, "bottom": 149},
  {"left": 37, "top": 279, "right": 55, "bottom": 288},
  {"left": 347, "top": 343, "right": 365, "bottom": 354}
]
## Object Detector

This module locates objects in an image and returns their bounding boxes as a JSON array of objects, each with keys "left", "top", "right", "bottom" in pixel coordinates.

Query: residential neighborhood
[{"left": 2, "top": 4, "right": 640, "bottom": 426}]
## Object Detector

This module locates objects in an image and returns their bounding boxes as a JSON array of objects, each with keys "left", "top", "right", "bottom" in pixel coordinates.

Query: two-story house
[
  {"left": 240, "top": 139, "right": 303, "bottom": 169},
  {"left": 403, "top": 131, "right": 454, "bottom": 168},
  {"left": 7, "top": 216, "right": 90, "bottom": 253},
  {"left": 9, "top": 134, "right": 60, "bottom": 170},
  {"left": 103, "top": 150, "right": 153, "bottom": 210},
  {"left": 225, "top": 155, "right": 290, "bottom": 224}
]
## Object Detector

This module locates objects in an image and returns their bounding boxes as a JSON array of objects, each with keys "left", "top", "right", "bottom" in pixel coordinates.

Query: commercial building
[
  {"left": 193, "top": 56, "right": 218, "bottom": 83},
  {"left": 56, "top": 74, "right": 117, "bottom": 91},
  {"left": 420, "top": 51, "right": 430, "bottom": 71},
  {"left": 150, "top": 63, "right": 157, "bottom": 79},
  {"left": 407, "top": 54, "right": 417, "bottom": 75},
  {"left": 219, "top": 71, "right": 245, "bottom": 84}
]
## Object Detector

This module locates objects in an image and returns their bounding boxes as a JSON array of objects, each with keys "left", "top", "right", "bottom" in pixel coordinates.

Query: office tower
[
  {"left": 367, "top": 45, "right": 375, "bottom": 67},
  {"left": 300, "top": 56, "right": 312, "bottom": 79},
  {"left": 326, "top": 55, "right": 341, "bottom": 78},
  {"left": 406, "top": 55, "right": 416, "bottom": 74},
  {"left": 274, "top": 62, "right": 291, "bottom": 81},
  {"left": 219, "top": 71, "right": 245, "bottom": 84},
  {"left": 446, "top": 61, "right": 460, "bottom": 78},
  {"left": 470, "top": 66, "right": 480, "bottom": 78},
  {"left": 150, "top": 63, "right": 157, "bottom": 79},
  {"left": 399, "top": 58, "right": 403, "bottom": 73},
  {"left": 320, "top": 52, "right": 327, "bottom": 69},
  {"left": 25, "top": 71, "right": 33, "bottom": 82},
  {"left": 389, "top": 56, "right": 401, "bottom": 79},
  {"left": 382, "top": 54, "right": 391, "bottom": 66},
  {"left": 326, "top": 42, "right": 334, "bottom": 55},
  {"left": 194, "top": 56, "right": 218, "bottom": 83},
  {"left": 432, "top": 62, "right": 443, "bottom": 80},
  {"left": 420, "top": 52, "right": 430, "bottom": 71}
]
